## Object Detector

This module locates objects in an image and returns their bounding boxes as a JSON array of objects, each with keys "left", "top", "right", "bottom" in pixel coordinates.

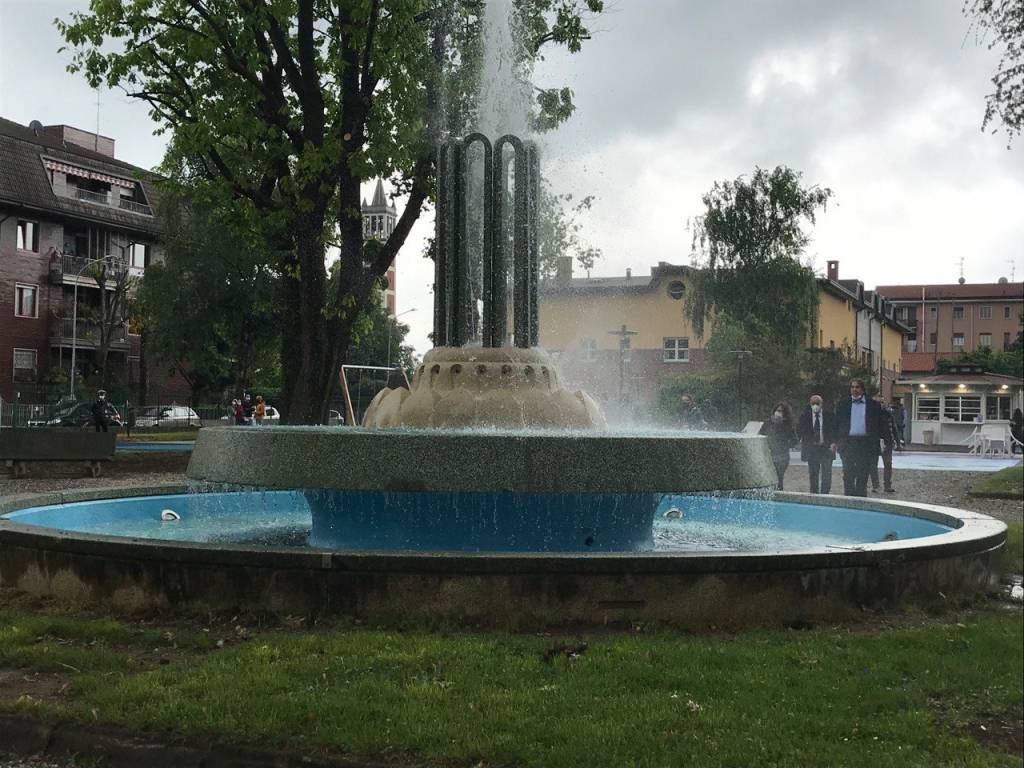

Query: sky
[{"left": 1, "top": 0, "right": 1022, "bottom": 356}]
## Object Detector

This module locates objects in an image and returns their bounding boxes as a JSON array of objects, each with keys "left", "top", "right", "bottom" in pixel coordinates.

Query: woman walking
[{"left": 759, "top": 401, "right": 798, "bottom": 490}]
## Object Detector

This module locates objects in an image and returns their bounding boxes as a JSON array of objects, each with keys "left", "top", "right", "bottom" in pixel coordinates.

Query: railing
[
  {"left": 118, "top": 198, "right": 153, "bottom": 216},
  {"left": 75, "top": 187, "right": 111, "bottom": 205},
  {"left": 55, "top": 317, "right": 128, "bottom": 345},
  {"left": 904, "top": 340, "right": 918, "bottom": 353},
  {"left": 60, "top": 254, "right": 130, "bottom": 279}
]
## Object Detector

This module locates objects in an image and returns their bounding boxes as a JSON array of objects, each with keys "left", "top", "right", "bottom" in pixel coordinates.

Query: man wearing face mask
[
  {"left": 798, "top": 394, "right": 836, "bottom": 494},
  {"left": 832, "top": 378, "right": 884, "bottom": 497}
]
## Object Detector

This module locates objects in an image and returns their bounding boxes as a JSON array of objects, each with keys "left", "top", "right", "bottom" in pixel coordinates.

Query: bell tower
[{"left": 362, "top": 179, "right": 397, "bottom": 315}]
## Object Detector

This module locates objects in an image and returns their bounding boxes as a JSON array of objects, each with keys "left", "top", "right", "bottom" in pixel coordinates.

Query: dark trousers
[
  {"left": 94, "top": 420, "right": 108, "bottom": 433},
  {"left": 868, "top": 446, "right": 893, "bottom": 490},
  {"left": 841, "top": 437, "right": 877, "bottom": 497},
  {"left": 806, "top": 445, "right": 833, "bottom": 494},
  {"left": 772, "top": 457, "right": 789, "bottom": 491}
]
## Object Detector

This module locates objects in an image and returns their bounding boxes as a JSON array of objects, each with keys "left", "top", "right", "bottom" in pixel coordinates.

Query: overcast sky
[{"left": 2, "top": 0, "right": 1022, "bottom": 356}]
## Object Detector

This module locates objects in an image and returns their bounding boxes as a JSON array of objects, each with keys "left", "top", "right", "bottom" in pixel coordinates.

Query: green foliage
[
  {"left": 139, "top": 190, "right": 280, "bottom": 402},
  {"left": 963, "top": 0, "right": 1023, "bottom": 145},
  {"left": 344, "top": 302, "right": 418, "bottom": 376},
  {"left": 688, "top": 166, "right": 831, "bottom": 349},
  {"left": 57, "top": 0, "right": 603, "bottom": 421},
  {"left": 937, "top": 346, "right": 1024, "bottom": 377},
  {"left": 536, "top": 182, "right": 601, "bottom": 278}
]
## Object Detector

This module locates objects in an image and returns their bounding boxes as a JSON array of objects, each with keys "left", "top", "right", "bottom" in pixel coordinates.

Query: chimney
[
  {"left": 43, "top": 124, "right": 115, "bottom": 158},
  {"left": 556, "top": 255, "right": 573, "bottom": 286},
  {"left": 626, "top": 267, "right": 632, "bottom": 281},
  {"left": 827, "top": 260, "right": 839, "bottom": 281}
]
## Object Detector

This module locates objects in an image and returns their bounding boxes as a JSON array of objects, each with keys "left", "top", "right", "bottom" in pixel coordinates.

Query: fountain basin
[{"left": 0, "top": 485, "right": 1006, "bottom": 630}]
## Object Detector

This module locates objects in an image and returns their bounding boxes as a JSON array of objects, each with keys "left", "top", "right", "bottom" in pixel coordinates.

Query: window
[
  {"left": 128, "top": 243, "right": 149, "bottom": 270},
  {"left": 666, "top": 281, "right": 686, "bottom": 300},
  {"left": 929, "top": 306, "right": 937, "bottom": 317},
  {"left": 1005, "top": 332, "right": 1012, "bottom": 349},
  {"left": 952, "top": 306, "right": 964, "bottom": 319},
  {"left": 929, "top": 332, "right": 937, "bottom": 345},
  {"left": 581, "top": 338, "right": 597, "bottom": 362},
  {"left": 663, "top": 337, "right": 689, "bottom": 362},
  {"left": 986, "top": 395, "right": 1011, "bottom": 421},
  {"left": 953, "top": 333, "right": 965, "bottom": 347},
  {"left": 12, "top": 348, "right": 37, "bottom": 383},
  {"left": 16, "top": 220, "right": 39, "bottom": 252},
  {"left": 1005, "top": 306, "right": 1012, "bottom": 319},
  {"left": 979, "top": 333, "right": 992, "bottom": 347},
  {"left": 943, "top": 395, "right": 981, "bottom": 422},
  {"left": 916, "top": 397, "right": 940, "bottom": 421},
  {"left": 14, "top": 284, "right": 38, "bottom": 318},
  {"left": 895, "top": 306, "right": 907, "bottom": 320},
  {"left": 979, "top": 305, "right": 992, "bottom": 319}
]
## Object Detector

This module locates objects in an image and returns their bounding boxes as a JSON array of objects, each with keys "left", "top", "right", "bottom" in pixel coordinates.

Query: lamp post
[
  {"left": 386, "top": 308, "right": 417, "bottom": 369},
  {"left": 69, "top": 254, "right": 123, "bottom": 401},
  {"left": 725, "top": 350, "right": 752, "bottom": 428}
]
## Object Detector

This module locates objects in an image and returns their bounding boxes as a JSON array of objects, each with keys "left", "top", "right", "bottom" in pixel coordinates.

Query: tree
[
  {"left": 138, "top": 190, "right": 280, "bottom": 403},
  {"left": 536, "top": 182, "right": 601, "bottom": 279},
  {"left": 937, "top": 346, "right": 1024, "bottom": 377},
  {"left": 964, "top": 0, "right": 1023, "bottom": 146},
  {"left": 686, "top": 166, "right": 831, "bottom": 350},
  {"left": 344, "top": 302, "right": 417, "bottom": 375},
  {"left": 86, "top": 254, "right": 135, "bottom": 389},
  {"left": 59, "top": 0, "right": 603, "bottom": 423}
]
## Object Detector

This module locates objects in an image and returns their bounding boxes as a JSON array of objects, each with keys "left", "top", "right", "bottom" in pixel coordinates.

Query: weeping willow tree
[{"left": 686, "top": 166, "right": 832, "bottom": 352}]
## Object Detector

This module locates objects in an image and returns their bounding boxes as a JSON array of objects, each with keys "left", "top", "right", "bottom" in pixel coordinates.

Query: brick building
[
  {"left": 0, "top": 116, "right": 181, "bottom": 404},
  {"left": 874, "top": 278, "right": 1023, "bottom": 376}
]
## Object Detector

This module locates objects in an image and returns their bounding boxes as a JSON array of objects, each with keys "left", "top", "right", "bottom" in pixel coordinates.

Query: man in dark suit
[
  {"left": 831, "top": 378, "right": 884, "bottom": 497},
  {"left": 797, "top": 394, "right": 836, "bottom": 494}
]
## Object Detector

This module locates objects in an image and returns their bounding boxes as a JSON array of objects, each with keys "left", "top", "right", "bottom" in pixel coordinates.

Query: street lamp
[
  {"left": 70, "top": 254, "right": 124, "bottom": 400},
  {"left": 387, "top": 308, "right": 417, "bottom": 369},
  {"left": 725, "top": 350, "right": 752, "bottom": 428}
]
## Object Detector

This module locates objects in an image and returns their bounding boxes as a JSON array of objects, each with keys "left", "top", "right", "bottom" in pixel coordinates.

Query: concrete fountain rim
[
  {"left": 185, "top": 425, "right": 780, "bottom": 494},
  {"left": 0, "top": 483, "right": 1007, "bottom": 573}
]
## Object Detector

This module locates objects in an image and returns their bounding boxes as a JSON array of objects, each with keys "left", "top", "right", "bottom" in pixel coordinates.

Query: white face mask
[
  {"left": 773, "top": 410, "right": 784, "bottom": 421},
  {"left": 811, "top": 404, "right": 821, "bottom": 414}
]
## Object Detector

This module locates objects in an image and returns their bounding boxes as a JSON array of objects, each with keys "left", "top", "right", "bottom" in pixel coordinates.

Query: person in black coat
[
  {"left": 90, "top": 390, "right": 109, "bottom": 433},
  {"left": 868, "top": 403, "right": 900, "bottom": 493},
  {"left": 832, "top": 378, "right": 885, "bottom": 497},
  {"left": 759, "top": 401, "right": 798, "bottom": 490},
  {"left": 797, "top": 394, "right": 837, "bottom": 494}
]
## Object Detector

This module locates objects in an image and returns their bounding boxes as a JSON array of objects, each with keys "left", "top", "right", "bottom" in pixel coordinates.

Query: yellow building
[{"left": 539, "top": 258, "right": 908, "bottom": 405}]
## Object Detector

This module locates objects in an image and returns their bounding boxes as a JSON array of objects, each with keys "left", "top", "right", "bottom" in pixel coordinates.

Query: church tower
[{"left": 362, "top": 179, "right": 397, "bottom": 316}]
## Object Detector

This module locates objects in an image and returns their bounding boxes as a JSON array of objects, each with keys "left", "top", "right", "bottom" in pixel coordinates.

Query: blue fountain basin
[{"left": 3, "top": 490, "right": 954, "bottom": 553}]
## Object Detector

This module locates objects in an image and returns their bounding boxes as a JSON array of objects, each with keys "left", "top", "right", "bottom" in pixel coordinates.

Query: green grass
[
  {"left": 1, "top": 611, "right": 1021, "bottom": 767},
  {"left": 997, "top": 521, "right": 1024, "bottom": 576},
  {"left": 970, "top": 465, "right": 1024, "bottom": 499}
]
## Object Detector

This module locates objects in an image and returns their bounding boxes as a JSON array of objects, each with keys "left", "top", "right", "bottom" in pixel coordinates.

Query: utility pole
[{"left": 607, "top": 324, "right": 638, "bottom": 402}]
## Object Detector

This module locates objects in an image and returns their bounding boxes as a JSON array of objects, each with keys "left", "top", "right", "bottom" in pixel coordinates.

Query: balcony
[
  {"left": 66, "top": 185, "right": 153, "bottom": 217},
  {"left": 75, "top": 187, "right": 112, "bottom": 205},
  {"left": 50, "top": 316, "right": 128, "bottom": 349},
  {"left": 904, "top": 340, "right": 918, "bottom": 353},
  {"left": 118, "top": 198, "right": 154, "bottom": 215}
]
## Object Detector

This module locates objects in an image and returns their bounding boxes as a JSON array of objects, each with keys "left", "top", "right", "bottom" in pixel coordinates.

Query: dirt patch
[
  {"left": 0, "top": 669, "right": 72, "bottom": 704},
  {"left": 962, "top": 714, "right": 1023, "bottom": 756}
]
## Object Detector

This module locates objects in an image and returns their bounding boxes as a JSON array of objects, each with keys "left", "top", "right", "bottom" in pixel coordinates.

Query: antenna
[
  {"left": 1009, "top": 259, "right": 1017, "bottom": 282},
  {"left": 957, "top": 256, "right": 965, "bottom": 286}
]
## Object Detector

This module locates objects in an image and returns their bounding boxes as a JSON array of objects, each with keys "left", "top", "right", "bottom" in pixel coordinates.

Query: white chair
[
  {"left": 742, "top": 421, "right": 763, "bottom": 435},
  {"left": 964, "top": 426, "right": 983, "bottom": 455},
  {"left": 980, "top": 424, "right": 1010, "bottom": 457}
]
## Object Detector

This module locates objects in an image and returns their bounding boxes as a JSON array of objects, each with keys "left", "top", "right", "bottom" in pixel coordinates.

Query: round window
[{"left": 667, "top": 281, "right": 686, "bottom": 300}]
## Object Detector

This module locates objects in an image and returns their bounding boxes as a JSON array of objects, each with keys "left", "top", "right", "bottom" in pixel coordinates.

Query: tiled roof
[
  {"left": 876, "top": 283, "right": 1024, "bottom": 301},
  {"left": 0, "top": 116, "right": 161, "bottom": 236},
  {"left": 540, "top": 262, "right": 692, "bottom": 294},
  {"left": 900, "top": 352, "right": 939, "bottom": 373},
  {"left": 897, "top": 371, "right": 1023, "bottom": 386}
]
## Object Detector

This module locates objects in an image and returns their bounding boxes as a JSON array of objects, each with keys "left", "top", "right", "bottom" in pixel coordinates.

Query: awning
[{"left": 43, "top": 158, "right": 136, "bottom": 189}]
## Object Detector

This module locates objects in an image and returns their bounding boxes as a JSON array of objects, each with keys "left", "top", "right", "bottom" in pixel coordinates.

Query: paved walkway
[{"left": 789, "top": 449, "right": 1021, "bottom": 472}]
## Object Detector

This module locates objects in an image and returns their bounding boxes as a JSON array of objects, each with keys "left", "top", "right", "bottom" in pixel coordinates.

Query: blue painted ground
[
  {"left": 117, "top": 441, "right": 195, "bottom": 452},
  {"left": 789, "top": 449, "right": 1021, "bottom": 473}
]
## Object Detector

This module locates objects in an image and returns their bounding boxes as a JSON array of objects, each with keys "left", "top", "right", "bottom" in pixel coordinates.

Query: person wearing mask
[
  {"left": 254, "top": 395, "right": 267, "bottom": 427},
  {"left": 759, "top": 401, "right": 798, "bottom": 490},
  {"left": 797, "top": 394, "right": 836, "bottom": 494},
  {"left": 242, "top": 393, "right": 254, "bottom": 425},
  {"left": 91, "top": 389, "right": 109, "bottom": 433},
  {"left": 232, "top": 399, "right": 246, "bottom": 426},
  {"left": 869, "top": 401, "right": 899, "bottom": 493},
  {"left": 832, "top": 379, "right": 884, "bottom": 497}
]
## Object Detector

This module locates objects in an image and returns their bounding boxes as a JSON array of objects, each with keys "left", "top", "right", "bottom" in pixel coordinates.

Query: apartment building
[
  {"left": 0, "top": 116, "right": 172, "bottom": 403},
  {"left": 874, "top": 279, "right": 1023, "bottom": 374}
]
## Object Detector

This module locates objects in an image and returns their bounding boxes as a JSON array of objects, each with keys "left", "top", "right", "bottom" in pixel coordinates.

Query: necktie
[{"left": 814, "top": 414, "right": 821, "bottom": 443}]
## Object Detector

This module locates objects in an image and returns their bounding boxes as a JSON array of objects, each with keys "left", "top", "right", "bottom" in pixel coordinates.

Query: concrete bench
[{"left": 0, "top": 429, "right": 117, "bottom": 478}]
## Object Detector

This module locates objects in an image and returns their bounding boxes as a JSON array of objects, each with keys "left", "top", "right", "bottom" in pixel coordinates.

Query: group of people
[
  {"left": 231, "top": 393, "right": 267, "bottom": 426},
  {"left": 757, "top": 379, "right": 906, "bottom": 497}
]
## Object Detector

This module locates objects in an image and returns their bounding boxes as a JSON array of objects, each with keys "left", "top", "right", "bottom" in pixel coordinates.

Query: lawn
[
  {"left": 1, "top": 609, "right": 1021, "bottom": 767},
  {"left": 970, "top": 465, "right": 1024, "bottom": 500}
]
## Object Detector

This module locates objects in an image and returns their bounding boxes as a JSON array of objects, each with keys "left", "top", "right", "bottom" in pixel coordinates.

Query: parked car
[
  {"left": 133, "top": 405, "right": 200, "bottom": 428},
  {"left": 328, "top": 409, "right": 345, "bottom": 425},
  {"left": 28, "top": 402, "right": 123, "bottom": 429}
]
